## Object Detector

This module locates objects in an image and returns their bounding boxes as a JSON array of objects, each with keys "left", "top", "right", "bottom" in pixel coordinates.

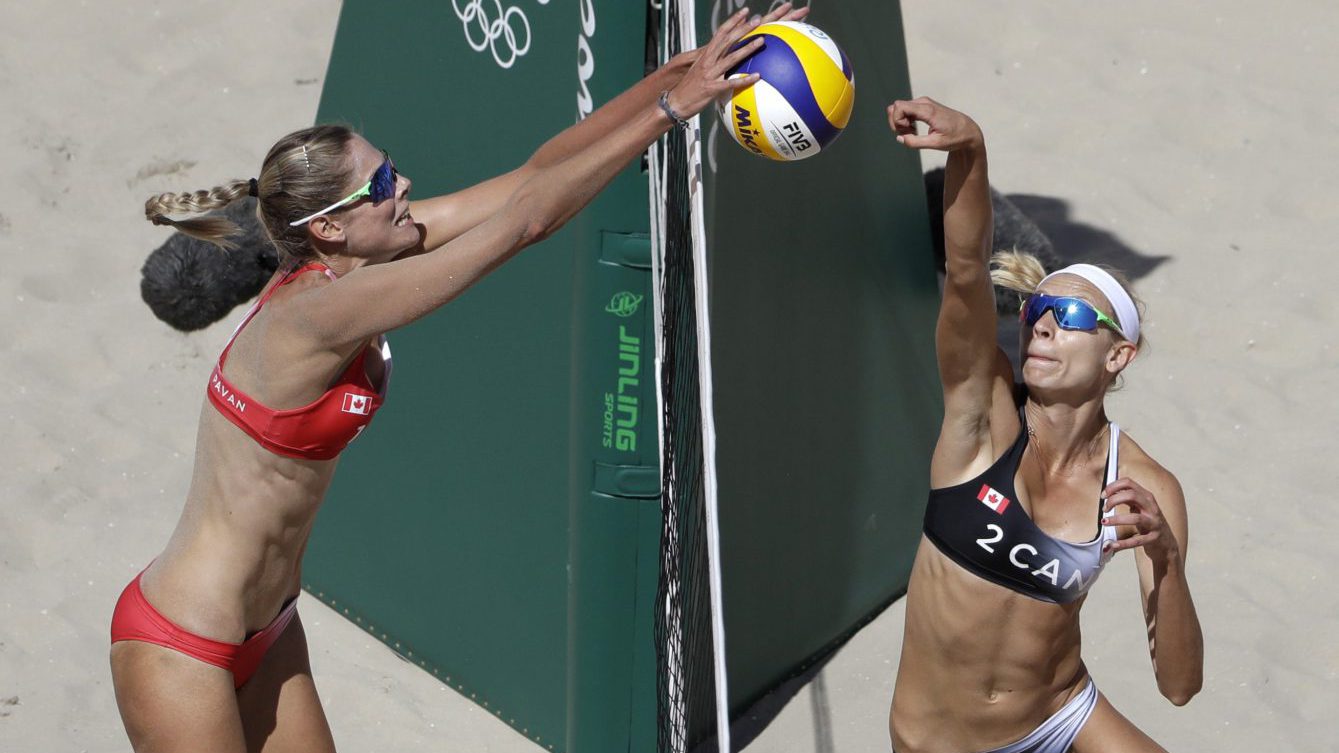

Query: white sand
[{"left": 1, "top": 1, "right": 1335, "bottom": 752}]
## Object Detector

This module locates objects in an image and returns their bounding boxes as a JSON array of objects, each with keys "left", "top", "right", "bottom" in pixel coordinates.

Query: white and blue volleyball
[{"left": 719, "top": 21, "right": 855, "bottom": 161}]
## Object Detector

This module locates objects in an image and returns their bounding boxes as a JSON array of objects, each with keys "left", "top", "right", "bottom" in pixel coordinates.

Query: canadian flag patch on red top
[
  {"left": 341, "top": 392, "right": 372, "bottom": 416},
  {"left": 977, "top": 484, "right": 1011, "bottom": 514}
]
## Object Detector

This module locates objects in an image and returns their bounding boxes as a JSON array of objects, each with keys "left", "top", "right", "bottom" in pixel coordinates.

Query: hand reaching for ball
[
  {"left": 663, "top": 8, "right": 769, "bottom": 120},
  {"left": 887, "top": 97, "right": 984, "bottom": 152},
  {"left": 664, "top": 1, "right": 810, "bottom": 73}
]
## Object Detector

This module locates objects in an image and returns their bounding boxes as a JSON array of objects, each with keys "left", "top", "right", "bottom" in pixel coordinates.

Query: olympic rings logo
[{"left": 452, "top": 0, "right": 533, "bottom": 69}]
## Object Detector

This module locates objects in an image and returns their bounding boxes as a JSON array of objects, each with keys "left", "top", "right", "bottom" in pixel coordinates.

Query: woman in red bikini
[{"left": 110, "top": 7, "right": 806, "bottom": 751}]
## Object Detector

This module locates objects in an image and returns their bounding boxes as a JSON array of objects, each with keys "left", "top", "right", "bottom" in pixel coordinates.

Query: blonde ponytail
[
  {"left": 144, "top": 180, "right": 251, "bottom": 250},
  {"left": 990, "top": 249, "right": 1049, "bottom": 312},
  {"left": 143, "top": 124, "right": 357, "bottom": 260}
]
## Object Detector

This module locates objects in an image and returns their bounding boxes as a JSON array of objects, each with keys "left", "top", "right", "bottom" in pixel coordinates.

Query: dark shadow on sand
[
  {"left": 688, "top": 649, "right": 840, "bottom": 753},
  {"left": 1003, "top": 192, "right": 1169, "bottom": 280}
]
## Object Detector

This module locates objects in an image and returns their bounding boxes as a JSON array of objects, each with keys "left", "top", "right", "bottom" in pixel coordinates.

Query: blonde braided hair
[{"left": 144, "top": 125, "right": 357, "bottom": 259}]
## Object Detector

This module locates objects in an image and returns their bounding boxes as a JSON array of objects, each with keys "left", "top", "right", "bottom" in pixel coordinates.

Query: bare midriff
[
  {"left": 890, "top": 537, "right": 1091, "bottom": 753},
  {"left": 136, "top": 402, "right": 340, "bottom": 643}
]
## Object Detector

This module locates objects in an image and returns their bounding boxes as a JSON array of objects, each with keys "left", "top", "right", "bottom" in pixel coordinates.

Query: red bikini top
[{"left": 207, "top": 263, "right": 391, "bottom": 460}]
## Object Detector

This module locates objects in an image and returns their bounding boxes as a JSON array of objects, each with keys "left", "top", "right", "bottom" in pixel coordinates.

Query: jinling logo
[{"left": 452, "top": 0, "right": 540, "bottom": 69}]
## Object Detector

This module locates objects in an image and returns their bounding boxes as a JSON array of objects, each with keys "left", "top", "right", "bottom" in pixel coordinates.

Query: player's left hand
[
  {"left": 662, "top": 4, "right": 808, "bottom": 80},
  {"left": 1101, "top": 477, "right": 1178, "bottom": 561},
  {"left": 760, "top": 1, "right": 811, "bottom": 24}
]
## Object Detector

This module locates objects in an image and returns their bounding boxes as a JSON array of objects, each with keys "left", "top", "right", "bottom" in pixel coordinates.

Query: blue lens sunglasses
[
  {"left": 289, "top": 150, "right": 397, "bottom": 227},
  {"left": 1020, "top": 293, "right": 1122, "bottom": 335}
]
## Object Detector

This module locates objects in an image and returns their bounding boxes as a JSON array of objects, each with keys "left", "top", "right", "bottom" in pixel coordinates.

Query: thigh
[
  {"left": 1070, "top": 692, "right": 1168, "bottom": 753},
  {"left": 236, "top": 613, "right": 337, "bottom": 753},
  {"left": 111, "top": 640, "right": 248, "bottom": 753}
]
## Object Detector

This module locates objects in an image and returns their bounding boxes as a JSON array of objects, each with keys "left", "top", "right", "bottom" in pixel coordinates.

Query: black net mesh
[{"left": 651, "top": 2, "right": 724, "bottom": 752}]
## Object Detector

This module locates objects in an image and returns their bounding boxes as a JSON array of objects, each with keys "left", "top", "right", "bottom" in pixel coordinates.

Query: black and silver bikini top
[{"left": 922, "top": 416, "right": 1121, "bottom": 604}]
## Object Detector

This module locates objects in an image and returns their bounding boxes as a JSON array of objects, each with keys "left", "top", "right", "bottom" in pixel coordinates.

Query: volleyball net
[
  {"left": 648, "top": 1, "right": 732, "bottom": 751},
  {"left": 304, "top": 2, "right": 936, "bottom": 751}
]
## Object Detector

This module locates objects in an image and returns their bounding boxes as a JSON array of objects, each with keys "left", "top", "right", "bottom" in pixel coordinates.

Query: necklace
[{"left": 1024, "top": 408, "right": 1108, "bottom": 477}]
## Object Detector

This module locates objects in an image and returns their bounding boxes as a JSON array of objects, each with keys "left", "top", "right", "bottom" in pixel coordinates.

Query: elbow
[
  {"left": 1155, "top": 628, "right": 1204, "bottom": 707},
  {"left": 1159, "top": 675, "right": 1202, "bottom": 707},
  {"left": 508, "top": 185, "right": 558, "bottom": 248},
  {"left": 521, "top": 219, "right": 553, "bottom": 247},
  {"left": 1164, "top": 689, "right": 1198, "bottom": 707}
]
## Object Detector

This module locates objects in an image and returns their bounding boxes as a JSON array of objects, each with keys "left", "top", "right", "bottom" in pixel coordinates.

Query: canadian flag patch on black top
[{"left": 977, "top": 484, "right": 1011, "bottom": 514}]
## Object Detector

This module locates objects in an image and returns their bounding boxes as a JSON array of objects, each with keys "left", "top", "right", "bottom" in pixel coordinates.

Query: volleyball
[{"left": 718, "top": 21, "right": 855, "bottom": 161}]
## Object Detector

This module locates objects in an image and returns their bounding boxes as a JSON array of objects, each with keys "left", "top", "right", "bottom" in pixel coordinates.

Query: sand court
[{"left": 1, "top": 1, "right": 1335, "bottom": 751}]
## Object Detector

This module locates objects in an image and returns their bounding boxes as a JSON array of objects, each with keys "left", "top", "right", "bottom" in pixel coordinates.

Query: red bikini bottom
[{"left": 111, "top": 571, "right": 297, "bottom": 689}]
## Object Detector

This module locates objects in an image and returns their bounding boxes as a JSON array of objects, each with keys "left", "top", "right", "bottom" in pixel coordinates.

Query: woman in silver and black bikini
[{"left": 885, "top": 97, "right": 1203, "bottom": 753}]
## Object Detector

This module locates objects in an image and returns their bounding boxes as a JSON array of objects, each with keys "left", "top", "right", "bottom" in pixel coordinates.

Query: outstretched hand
[
  {"left": 663, "top": 7, "right": 774, "bottom": 120},
  {"left": 887, "top": 97, "right": 983, "bottom": 152},
  {"left": 663, "top": 2, "right": 809, "bottom": 78},
  {"left": 761, "top": 1, "right": 811, "bottom": 24}
]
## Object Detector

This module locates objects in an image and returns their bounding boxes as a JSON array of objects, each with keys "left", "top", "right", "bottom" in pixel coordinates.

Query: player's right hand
[{"left": 887, "top": 97, "right": 984, "bottom": 152}]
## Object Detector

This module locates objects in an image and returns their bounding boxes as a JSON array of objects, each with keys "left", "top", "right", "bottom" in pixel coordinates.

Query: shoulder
[
  {"left": 267, "top": 265, "right": 338, "bottom": 305},
  {"left": 1116, "top": 429, "right": 1185, "bottom": 510},
  {"left": 263, "top": 268, "right": 345, "bottom": 343}
]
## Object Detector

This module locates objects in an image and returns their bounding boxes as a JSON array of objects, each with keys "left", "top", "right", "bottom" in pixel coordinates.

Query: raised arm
[
  {"left": 406, "top": 2, "right": 810, "bottom": 254},
  {"left": 890, "top": 98, "right": 1009, "bottom": 480},
  {"left": 402, "top": 57, "right": 691, "bottom": 255},
  {"left": 297, "top": 8, "right": 768, "bottom": 345}
]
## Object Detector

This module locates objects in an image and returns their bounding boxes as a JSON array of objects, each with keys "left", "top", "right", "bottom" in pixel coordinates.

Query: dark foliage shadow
[
  {"left": 1003, "top": 192, "right": 1169, "bottom": 280},
  {"left": 139, "top": 198, "right": 278, "bottom": 331}
]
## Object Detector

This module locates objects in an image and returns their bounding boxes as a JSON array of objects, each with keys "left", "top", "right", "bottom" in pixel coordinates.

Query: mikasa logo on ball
[{"left": 730, "top": 105, "right": 765, "bottom": 156}]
